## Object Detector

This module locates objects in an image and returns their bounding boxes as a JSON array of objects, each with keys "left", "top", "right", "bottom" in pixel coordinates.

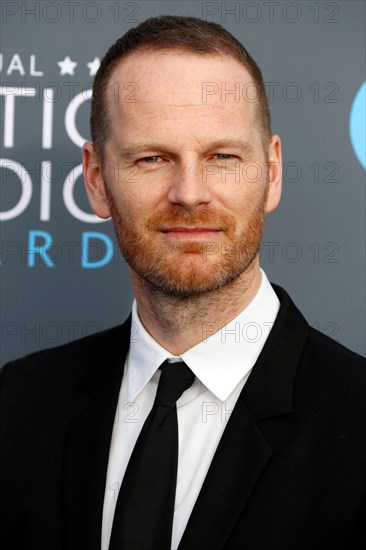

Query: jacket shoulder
[
  {"left": 290, "top": 324, "right": 366, "bottom": 430},
  {"left": 307, "top": 326, "right": 365, "bottom": 367},
  {"left": 301, "top": 326, "right": 366, "bottom": 396},
  {"left": 272, "top": 282, "right": 365, "bottom": 371},
  {"left": 0, "top": 317, "right": 131, "bottom": 392}
]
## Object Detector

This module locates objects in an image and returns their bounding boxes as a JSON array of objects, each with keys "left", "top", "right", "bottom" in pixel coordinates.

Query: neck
[{"left": 129, "top": 260, "right": 262, "bottom": 356}]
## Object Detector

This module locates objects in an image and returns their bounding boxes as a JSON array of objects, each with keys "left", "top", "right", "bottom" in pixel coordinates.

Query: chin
[{"left": 135, "top": 258, "right": 254, "bottom": 298}]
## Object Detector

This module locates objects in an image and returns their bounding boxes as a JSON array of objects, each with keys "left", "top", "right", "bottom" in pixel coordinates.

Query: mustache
[{"left": 145, "top": 208, "right": 235, "bottom": 231}]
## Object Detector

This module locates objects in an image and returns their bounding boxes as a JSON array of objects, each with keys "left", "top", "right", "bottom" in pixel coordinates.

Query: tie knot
[{"left": 154, "top": 360, "right": 195, "bottom": 407}]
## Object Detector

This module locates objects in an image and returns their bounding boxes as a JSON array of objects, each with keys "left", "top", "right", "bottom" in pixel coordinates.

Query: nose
[{"left": 166, "top": 162, "right": 212, "bottom": 211}]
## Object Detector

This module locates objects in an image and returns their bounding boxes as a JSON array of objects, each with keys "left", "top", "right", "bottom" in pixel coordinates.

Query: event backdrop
[{"left": 1, "top": 0, "right": 365, "bottom": 365}]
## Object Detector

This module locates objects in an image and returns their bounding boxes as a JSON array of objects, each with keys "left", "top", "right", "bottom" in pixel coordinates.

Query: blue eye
[
  {"left": 216, "top": 154, "right": 233, "bottom": 160},
  {"left": 141, "top": 156, "right": 160, "bottom": 163}
]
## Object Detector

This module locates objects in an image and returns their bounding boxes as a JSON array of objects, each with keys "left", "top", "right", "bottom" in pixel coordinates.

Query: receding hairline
[
  {"left": 104, "top": 48, "right": 258, "bottom": 119},
  {"left": 106, "top": 47, "right": 254, "bottom": 86},
  {"left": 103, "top": 47, "right": 268, "bottom": 144},
  {"left": 91, "top": 35, "right": 272, "bottom": 163}
]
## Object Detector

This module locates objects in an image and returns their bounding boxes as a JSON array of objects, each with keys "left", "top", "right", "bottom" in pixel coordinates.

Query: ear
[
  {"left": 265, "top": 134, "right": 282, "bottom": 214},
  {"left": 82, "top": 141, "right": 111, "bottom": 219}
]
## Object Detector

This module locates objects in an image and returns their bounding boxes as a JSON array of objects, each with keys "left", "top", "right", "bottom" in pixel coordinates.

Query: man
[{"left": 0, "top": 15, "right": 365, "bottom": 550}]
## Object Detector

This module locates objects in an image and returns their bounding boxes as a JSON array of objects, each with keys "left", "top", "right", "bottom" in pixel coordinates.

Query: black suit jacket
[{"left": 0, "top": 285, "right": 365, "bottom": 550}]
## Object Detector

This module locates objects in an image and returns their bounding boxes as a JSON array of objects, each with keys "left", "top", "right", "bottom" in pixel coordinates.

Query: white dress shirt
[{"left": 101, "top": 269, "right": 280, "bottom": 550}]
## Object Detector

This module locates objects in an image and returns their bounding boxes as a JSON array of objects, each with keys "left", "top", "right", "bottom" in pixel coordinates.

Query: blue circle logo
[{"left": 349, "top": 81, "right": 366, "bottom": 170}]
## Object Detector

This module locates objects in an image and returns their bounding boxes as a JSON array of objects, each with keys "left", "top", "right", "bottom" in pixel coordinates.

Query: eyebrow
[
  {"left": 117, "top": 139, "right": 255, "bottom": 160},
  {"left": 205, "top": 139, "right": 255, "bottom": 155}
]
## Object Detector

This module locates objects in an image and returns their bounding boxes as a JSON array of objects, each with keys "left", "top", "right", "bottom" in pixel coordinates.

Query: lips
[
  {"left": 161, "top": 227, "right": 221, "bottom": 232},
  {"left": 160, "top": 227, "right": 222, "bottom": 240}
]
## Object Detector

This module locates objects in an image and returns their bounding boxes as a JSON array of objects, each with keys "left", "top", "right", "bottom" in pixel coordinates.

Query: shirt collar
[{"left": 127, "top": 269, "right": 280, "bottom": 402}]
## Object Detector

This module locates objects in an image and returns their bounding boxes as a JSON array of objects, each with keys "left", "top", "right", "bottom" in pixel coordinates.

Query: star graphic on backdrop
[
  {"left": 87, "top": 57, "right": 100, "bottom": 76},
  {"left": 57, "top": 56, "right": 78, "bottom": 76}
]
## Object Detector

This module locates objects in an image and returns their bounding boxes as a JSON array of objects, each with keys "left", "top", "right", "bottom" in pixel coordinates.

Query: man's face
[{"left": 84, "top": 51, "right": 281, "bottom": 297}]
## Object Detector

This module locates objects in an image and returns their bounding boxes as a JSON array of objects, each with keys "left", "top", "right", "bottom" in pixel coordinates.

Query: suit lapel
[
  {"left": 178, "top": 397, "right": 273, "bottom": 550},
  {"left": 61, "top": 318, "right": 131, "bottom": 550},
  {"left": 179, "top": 285, "right": 309, "bottom": 549}
]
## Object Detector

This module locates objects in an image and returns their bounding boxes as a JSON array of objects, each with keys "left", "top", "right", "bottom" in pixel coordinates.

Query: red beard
[{"left": 105, "top": 186, "right": 268, "bottom": 298}]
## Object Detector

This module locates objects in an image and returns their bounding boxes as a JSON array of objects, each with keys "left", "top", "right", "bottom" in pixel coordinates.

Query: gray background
[{"left": 1, "top": 0, "right": 365, "bottom": 365}]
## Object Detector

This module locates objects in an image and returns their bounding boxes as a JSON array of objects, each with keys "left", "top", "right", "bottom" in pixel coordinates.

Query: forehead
[{"left": 106, "top": 50, "right": 259, "bottom": 147}]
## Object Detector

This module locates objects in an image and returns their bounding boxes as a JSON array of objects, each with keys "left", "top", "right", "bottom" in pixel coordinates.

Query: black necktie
[{"left": 109, "top": 360, "right": 195, "bottom": 550}]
